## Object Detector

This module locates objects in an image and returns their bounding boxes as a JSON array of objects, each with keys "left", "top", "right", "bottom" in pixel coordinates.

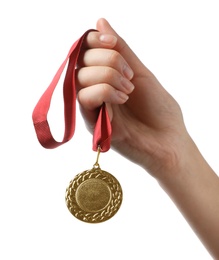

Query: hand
[
  {"left": 76, "top": 19, "right": 219, "bottom": 258},
  {"left": 76, "top": 18, "right": 190, "bottom": 180}
]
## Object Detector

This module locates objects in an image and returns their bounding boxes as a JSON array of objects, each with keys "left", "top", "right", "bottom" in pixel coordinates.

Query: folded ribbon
[{"left": 32, "top": 29, "right": 112, "bottom": 152}]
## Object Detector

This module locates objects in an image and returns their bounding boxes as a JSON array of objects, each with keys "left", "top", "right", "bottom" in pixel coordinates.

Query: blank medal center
[{"left": 76, "top": 179, "right": 112, "bottom": 212}]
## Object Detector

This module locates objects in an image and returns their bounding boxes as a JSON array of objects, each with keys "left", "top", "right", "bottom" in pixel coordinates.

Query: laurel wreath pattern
[{"left": 65, "top": 166, "right": 123, "bottom": 223}]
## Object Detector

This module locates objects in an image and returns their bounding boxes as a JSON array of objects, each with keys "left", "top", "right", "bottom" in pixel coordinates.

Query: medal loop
[
  {"left": 93, "top": 146, "right": 101, "bottom": 168},
  {"left": 32, "top": 30, "right": 112, "bottom": 152}
]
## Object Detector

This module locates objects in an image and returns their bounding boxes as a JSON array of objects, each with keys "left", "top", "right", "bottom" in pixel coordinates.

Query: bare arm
[
  {"left": 159, "top": 137, "right": 219, "bottom": 259},
  {"left": 76, "top": 18, "right": 219, "bottom": 259}
]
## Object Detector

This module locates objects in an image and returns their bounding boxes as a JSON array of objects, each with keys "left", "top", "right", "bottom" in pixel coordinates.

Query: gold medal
[{"left": 65, "top": 147, "right": 123, "bottom": 223}]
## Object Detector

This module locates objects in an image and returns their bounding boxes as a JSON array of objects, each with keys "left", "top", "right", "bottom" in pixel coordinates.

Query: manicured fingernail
[
  {"left": 117, "top": 91, "right": 129, "bottom": 102},
  {"left": 99, "top": 34, "right": 117, "bottom": 45},
  {"left": 121, "top": 77, "right": 135, "bottom": 92},
  {"left": 123, "top": 64, "right": 134, "bottom": 80}
]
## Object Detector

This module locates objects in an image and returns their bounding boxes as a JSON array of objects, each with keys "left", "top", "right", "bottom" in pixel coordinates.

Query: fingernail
[
  {"left": 121, "top": 77, "right": 135, "bottom": 92},
  {"left": 99, "top": 34, "right": 117, "bottom": 45},
  {"left": 123, "top": 64, "right": 134, "bottom": 80},
  {"left": 117, "top": 91, "right": 129, "bottom": 102}
]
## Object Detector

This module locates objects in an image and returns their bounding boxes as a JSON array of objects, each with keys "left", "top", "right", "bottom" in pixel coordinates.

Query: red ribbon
[{"left": 32, "top": 29, "right": 112, "bottom": 152}]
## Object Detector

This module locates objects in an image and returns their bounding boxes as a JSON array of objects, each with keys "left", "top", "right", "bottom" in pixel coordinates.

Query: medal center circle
[{"left": 76, "top": 179, "right": 112, "bottom": 212}]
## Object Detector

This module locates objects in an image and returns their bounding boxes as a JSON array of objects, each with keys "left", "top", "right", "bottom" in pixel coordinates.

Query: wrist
[
  {"left": 155, "top": 134, "right": 197, "bottom": 184},
  {"left": 140, "top": 129, "right": 194, "bottom": 182}
]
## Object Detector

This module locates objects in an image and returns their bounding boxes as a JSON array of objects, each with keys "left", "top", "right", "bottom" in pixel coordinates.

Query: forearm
[{"left": 158, "top": 137, "right": 219, "bottom": 259}]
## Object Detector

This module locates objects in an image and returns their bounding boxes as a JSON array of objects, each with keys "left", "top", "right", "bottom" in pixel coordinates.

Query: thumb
[{"left": 96, "top": 18, "right": 147, "bottom": 74}]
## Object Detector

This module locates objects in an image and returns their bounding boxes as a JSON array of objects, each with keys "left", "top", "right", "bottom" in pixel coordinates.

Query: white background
[{"left": 0, "top": 0, "right": 218, "bottom": 259}]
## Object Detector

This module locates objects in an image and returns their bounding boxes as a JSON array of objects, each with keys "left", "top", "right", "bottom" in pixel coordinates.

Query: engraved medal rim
[{"left": 65, "top": 167, "right": 123, "bottom": 223}]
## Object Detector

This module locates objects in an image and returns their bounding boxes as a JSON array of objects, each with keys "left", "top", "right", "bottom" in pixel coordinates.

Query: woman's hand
[
  {"left": 76, "top": 18, "right": 189, "bottom": 179},
  {"left": 76, "top": 18, "right": 219, "bottom": 258}
]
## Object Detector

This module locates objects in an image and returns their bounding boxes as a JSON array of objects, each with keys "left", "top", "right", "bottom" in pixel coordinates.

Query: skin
[{"left": 76, "top": 18, "right": 219, "bottom": 259}]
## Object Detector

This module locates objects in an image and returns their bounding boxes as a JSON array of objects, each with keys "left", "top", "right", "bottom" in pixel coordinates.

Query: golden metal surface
[
  {"left": 76, "top": 178, "right": 111, "bottom": 212},
  {"left": 65, "top": 164, "right": 123, "bottom": 223}
]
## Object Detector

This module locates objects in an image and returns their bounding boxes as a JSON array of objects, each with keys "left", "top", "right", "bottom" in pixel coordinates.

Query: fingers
[
  {"left": 77, "top": 66, "right": 134, "bottom": 94},
  {"left": 84, "top": 31, "right": 117, "bottom": 49},
  {"left": 83, "top": 18, "right": 150, "bottom": 79},
  {"left": 79, "top": 48, "right": 134, "bottom": 80},
  {"left": 78, "top": 83, "right": 130, "bottom": 111},
  {"left": 77, "top": 63, "right": 134, "bottom": 111},
  {"left": 76, "top": 18, "right": 140, "bottom": 115},
  {"left": 77, "top": 32, "right": 135, "bottom": 111},
  {"left": 80, "top": 30, "right": 133, "bottom": 80},
  {"left": 96, "top": 18, "right": 150, "bottom": 75},
  {"left": 96, "top": 18, "right": 130, "bottom": 54}
]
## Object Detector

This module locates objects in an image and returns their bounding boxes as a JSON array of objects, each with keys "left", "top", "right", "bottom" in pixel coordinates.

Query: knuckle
[
  {"left": 101, "top": 83, "right": 111, "bottom": 97},
  {"left": 101, "top": 84, "right": 117, "bottom": 104},
  {"left": 103, "top": 67, "right": 115, "bottom": 82},
  {"left": 107, "top": 50, "right": 120, "bottom": 66},
  {"left": 86, "top": 32, "right": 99, "bottom": 47}
]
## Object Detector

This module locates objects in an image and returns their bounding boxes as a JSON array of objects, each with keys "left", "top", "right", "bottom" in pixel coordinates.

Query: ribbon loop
[
  {"left": 32, "top": 29, "right": 111, "bottom": 152},
  {"left": 92, "top": 103, "right": 112, "bottom": 152}
]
